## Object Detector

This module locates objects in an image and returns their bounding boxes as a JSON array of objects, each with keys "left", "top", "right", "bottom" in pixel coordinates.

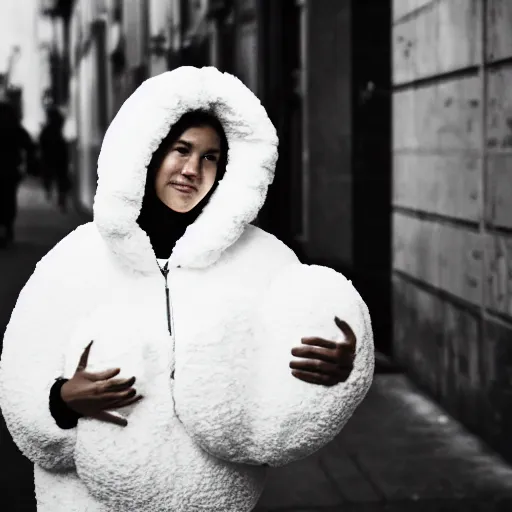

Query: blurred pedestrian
[
  {"left": 0, "top": 67, "right": 374, "bottom": 512},
  {"left": 39, "top": 107, "right": 70, "bottom": 212},
  {"left": 0, "top": 101, "right": 36, "bottom": 247}
]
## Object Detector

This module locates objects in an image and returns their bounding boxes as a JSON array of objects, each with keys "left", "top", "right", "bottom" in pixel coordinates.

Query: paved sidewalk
[
  {"left": 255, "top": 373, "right": 512, "bottom": 511},
  {"left": 2, "top": 179, "right": 512, "bottom": 511}
]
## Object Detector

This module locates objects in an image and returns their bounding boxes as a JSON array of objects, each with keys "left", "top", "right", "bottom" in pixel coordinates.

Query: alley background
[{"left": 1, "top": 0, "right": 512, "bottom": 510}]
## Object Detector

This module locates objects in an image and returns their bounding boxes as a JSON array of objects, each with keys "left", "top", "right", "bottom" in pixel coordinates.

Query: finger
[
  {"left": 289, "top": 358, "right": 345, "bottom": 376},
  {"left": 76, "top": 341, "right": 94, "bottom": 372},
  {"left": 291, "top": 369, "right": 338, "bottom": 387},
  {"left": 98, "top": 387, "right": 137, "bottom": 403},
  {"left": 301, "top": 337, "right": 338, "bottom": 350},
  {"left": 86, "top": 368, "right": 121, "bottom": 382},
  {"left": 90, "top": 374, "right": 136, "bottom": 393},
  {"left": 338, "top": 342, "right": 356, "bottom": 363},
  {"left": 104, "top": 394, "right": 144, "bottom": 411},
  {"left": 291, "top": 345, "right": 338, "bottom": 363},
  {"left": 337, "top": 369, "right": 353, "bottom": 382},
  {"left": 334, "top": 317, "right": 357, "bottom": 349},
  {"left": 333, "top": 342, "right": 358, "bottom": 364},
  {"left": 98, "top": 376, "right": 136, "bottom": 391},
  {"left": 94, "top": 410, "right": 128, "bottom": 427}
]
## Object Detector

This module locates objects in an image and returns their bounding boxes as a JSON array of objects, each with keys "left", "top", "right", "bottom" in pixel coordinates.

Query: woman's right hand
[{"left": 61, "top": 341, "right": 143, "bottom": 427}]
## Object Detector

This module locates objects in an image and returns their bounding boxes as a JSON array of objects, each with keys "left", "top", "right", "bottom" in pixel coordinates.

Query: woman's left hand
[{"left": 290, "top": 316, "right": 357, "bottom": 386}]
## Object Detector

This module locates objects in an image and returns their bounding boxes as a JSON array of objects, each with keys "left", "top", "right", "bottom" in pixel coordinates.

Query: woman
[{"left": 0, "top": 66, "right": 374, "bottom": 512}]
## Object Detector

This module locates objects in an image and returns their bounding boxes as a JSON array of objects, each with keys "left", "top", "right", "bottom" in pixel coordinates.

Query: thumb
[
  {"left": 334, "top": 317, "right": 357, "bottom": 349},
  {"left": 86, "top": 368, "right": 121, "bottom": 382}
]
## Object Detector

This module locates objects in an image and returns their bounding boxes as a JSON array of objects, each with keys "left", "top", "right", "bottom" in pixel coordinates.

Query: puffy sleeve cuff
[{"left": 49, "top": 378, "right": 83, "bottom": 430}]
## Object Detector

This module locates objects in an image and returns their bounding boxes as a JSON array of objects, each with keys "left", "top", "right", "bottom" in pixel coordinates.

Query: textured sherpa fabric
[{"left": 0, "top": 66, "right": 374, "bottom": 512}]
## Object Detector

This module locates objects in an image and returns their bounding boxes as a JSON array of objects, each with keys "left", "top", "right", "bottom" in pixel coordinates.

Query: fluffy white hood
[{"left": 93, "top": 66, "right": 278, "bottom": 273}]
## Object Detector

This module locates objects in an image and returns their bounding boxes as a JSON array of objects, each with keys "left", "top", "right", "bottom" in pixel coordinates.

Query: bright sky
[{"left": 0, "top": 0, "right": 29, "bottom": 75}]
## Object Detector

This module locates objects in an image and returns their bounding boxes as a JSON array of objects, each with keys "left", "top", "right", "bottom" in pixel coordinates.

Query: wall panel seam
[
  {"left": 393, "top": 269, "right": 482, "bottom": 314},
  {"left": 393, "top": 207, "right": 480, "bottom": 232}
]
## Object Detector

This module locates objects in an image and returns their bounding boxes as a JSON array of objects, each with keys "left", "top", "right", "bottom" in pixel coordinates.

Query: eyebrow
[{"left": 175, "top": 139, "right": 221, "bottom": 154}]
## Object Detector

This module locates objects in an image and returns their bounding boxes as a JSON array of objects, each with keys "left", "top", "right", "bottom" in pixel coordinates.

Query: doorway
[{"left": 352, "top": 0, "right": 393, "bottom": 355}]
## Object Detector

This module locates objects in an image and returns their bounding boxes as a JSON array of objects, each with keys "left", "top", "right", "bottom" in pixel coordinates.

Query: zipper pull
[{"left": 160, "top": 261, "right": 169, "bottom": 279}]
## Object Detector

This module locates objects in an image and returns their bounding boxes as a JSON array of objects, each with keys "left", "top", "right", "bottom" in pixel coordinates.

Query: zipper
[
  {"left": 159, "top": 261, "right": 172, "bottom": 336},
  {"left": 158, "top": 260, "right": 176, "bottom": 380}
]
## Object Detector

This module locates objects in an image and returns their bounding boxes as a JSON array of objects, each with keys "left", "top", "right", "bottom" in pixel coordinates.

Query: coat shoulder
[{"left": 239, "top": 225, "right": 300, "bottom": 266}]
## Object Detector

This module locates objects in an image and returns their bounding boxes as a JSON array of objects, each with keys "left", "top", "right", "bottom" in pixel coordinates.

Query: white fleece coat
[{"left": 0, "top": 66, "right": 374, "bottom": 512}]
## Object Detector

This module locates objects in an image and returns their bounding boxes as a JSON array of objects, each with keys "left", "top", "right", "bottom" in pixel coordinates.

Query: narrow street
[{"left": 1, "top": 179, "right": 512, "bottom": 511}]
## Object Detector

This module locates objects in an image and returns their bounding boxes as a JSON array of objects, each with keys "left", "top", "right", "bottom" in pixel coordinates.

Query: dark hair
[{"left": 146, "top": 110, "right": 229, "bottom": 188}]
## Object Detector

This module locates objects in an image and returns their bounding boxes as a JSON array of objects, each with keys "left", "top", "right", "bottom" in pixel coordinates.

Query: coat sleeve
[
  {"left": 0, "top": 227, "right": 91, "bottom": 471},
  {"left": 175, "top": 262, "right": 374, "bottom": 467}
]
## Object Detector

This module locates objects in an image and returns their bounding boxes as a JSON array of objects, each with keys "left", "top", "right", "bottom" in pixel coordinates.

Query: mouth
[{"left": 170, "top": 182, "right": 197, "bottom": 193}]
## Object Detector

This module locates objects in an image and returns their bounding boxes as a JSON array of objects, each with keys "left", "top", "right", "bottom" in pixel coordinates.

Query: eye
[
  {"left": 175, "top": 146, "right": 189, "bottom": 155},
  {"left": 204, "top": 154, "right": 218, "bottom": 162}
]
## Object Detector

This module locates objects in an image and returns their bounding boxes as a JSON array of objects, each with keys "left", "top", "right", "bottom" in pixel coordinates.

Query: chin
[
  {"left": 172, "top": 204, "right": 194, "bottom": 213},
  {"left": 166, "top": 196, "right": 200, "bottom": 213},
  {"left": 158, "top": 187, "right": 207, "bottom": 212}
]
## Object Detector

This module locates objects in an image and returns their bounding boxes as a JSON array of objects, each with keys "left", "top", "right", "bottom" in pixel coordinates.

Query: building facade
[{"left": 392, "top": 0, "right": 512, "bottom": 463}]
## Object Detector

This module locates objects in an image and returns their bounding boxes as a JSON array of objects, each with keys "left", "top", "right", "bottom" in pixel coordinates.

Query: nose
[{"left": 181, "top": 154, "right": 201, "bottom": 178}]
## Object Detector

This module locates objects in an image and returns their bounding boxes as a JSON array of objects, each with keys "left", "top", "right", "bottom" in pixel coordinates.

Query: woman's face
[{"left": 155, "top": 125, "right": 222, "bottom": 212}]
